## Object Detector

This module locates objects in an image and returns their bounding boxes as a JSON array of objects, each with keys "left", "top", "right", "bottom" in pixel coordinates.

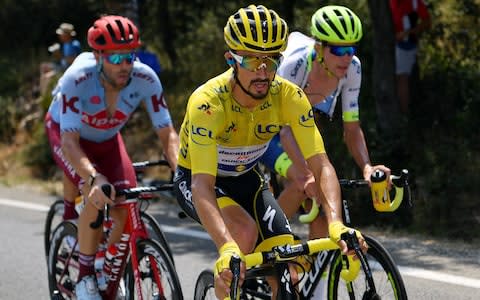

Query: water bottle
[{"left": 370, "top": 170, "right": 390, "bottom": 211}]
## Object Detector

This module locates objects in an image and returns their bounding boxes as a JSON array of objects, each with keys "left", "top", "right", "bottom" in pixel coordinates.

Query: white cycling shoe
[{"left": 75, "top": 275, "right": 102, "bottom": 300}]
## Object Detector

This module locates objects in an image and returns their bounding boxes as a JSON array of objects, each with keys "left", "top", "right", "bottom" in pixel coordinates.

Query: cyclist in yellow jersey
[{"left": 173, "top": 5, "right": 366, "bottom": 299}]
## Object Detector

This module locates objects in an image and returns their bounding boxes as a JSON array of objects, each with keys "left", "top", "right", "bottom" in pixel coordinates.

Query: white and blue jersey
[
  {"left": 261, "top": 32, "right": 363, "bottom": 173},
  {"left": 48, "top": 51, "right": 173, "bottom": 143},
  {"left": 277, "top": 32, "right": 362, "bottom": 122}
]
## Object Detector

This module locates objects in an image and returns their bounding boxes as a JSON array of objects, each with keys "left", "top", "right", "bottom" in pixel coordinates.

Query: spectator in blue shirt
[
  {"left": 136, "top": 44, "right": 162, "bottom": 76},
  {"left": 56, "top": 23, "right": 81, "bottom": 68}
]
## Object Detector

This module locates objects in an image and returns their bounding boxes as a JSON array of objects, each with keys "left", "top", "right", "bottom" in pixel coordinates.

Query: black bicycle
[{"left": 194, "top": 170, "right": 410, "bottom": 299}]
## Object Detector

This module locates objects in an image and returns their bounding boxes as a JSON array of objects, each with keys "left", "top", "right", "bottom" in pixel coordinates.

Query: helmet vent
[{"left": 326, "top": 10, "right": 345, "bottom": 40}]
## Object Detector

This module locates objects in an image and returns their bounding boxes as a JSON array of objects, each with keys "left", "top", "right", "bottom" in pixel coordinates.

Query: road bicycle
[
  {"left": 193, "top": 170, "right": 410, "bottom": 299},
  {"left": 47, "top": 183, "right": 183, "bottom": 300},
  {"left": 44, "top": 159, "right": 174, "bottom": 262}
]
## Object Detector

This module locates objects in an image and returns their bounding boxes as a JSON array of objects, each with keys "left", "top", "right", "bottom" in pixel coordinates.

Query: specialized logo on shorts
[
  {"left": 262, "top": 205, "right": 277, "bottom": 232},
  {"left": 82, "top": 110, "right": 128, "bottom": 129},
  {"left": 298, "top": 109, "right": 315, "bottom": 128},
  {"left": 151, "top": 93, "right": 167, "bottom": 112},
  {"left": 254, "top": 123, "right": 281, "bottom": 140},
  {"left": 197, "top": 103, "right": 212, "bottom": 115}
]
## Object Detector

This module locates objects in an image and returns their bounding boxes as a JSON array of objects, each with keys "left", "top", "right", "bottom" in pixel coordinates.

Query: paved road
[{"left": 0, "top": 184, "right": 479, "bottom": 299}]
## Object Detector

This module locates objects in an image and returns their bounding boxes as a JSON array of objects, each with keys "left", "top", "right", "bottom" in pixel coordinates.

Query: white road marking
[
  {"left": 399, "top": 266, "right": 480, "bottom": 289},
  {"left": 0, "top": 197, "right": 50, "bottom": 212},
  {"left": 1, "top": 197, "right": 479, "bottom": 289}
]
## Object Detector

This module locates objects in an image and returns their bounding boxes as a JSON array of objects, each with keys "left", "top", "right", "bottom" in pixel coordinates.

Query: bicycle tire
[
  {"left": 140, "top": 210, "right": 174, "bottom": 263},
  {"left": 194, "top": 268, "right": 273, "bottom": 300},
  {"left": 125, "top": 239, "right": 183, "bottom": 300},
  {"left": 47, "top": 220, "right": 79, "bottom": 299},
  {"left": 44, "top": 199, "right": 64, "bottom": 260},
  {"left": 193, "top": 270, "right": 216, "bottom": 300},
  {"left": 327, "top": 234, "right": 407, "bottom": 300}
]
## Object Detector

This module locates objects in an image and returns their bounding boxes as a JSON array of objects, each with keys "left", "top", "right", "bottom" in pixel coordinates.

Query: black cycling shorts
[{"left": 173, "top": 165, "right": 293, "bottom": 246}]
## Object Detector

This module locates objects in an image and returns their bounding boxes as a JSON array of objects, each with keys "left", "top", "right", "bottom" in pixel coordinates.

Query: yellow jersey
[{"left": 178, "top": 69, "right": 325, "bottom": 176}]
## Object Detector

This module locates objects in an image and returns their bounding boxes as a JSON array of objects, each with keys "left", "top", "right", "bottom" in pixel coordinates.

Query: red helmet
[{"left": 87, "top": 15, "right": 141, "bottom": 51}]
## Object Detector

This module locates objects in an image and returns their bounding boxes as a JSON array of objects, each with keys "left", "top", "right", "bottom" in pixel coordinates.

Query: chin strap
[{"left": 312, "top": 44, "right": 338, "bottom": 79}]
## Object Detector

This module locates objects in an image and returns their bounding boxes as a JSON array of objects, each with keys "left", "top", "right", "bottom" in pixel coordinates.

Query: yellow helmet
[{"left": 224, "top": 5, "right": 288, "bottom": 54}]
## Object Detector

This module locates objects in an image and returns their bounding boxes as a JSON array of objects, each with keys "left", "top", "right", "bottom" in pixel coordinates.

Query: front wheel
[
  {"left": 140, "top": 210, "right": 174, "bottom": 263},
  {"left": 125, "top": 239, "right": 183, "bottom": 300},
  {"left": 47, "top": 220, "right": 79, "bottom": 299},
  {"left": 44, "top": 199, "right": 64, "bottom": 261},
  {"left": 193, "top": 270, "right": 215, "bottom": 300},
  {"left": 328, "top": 234, "right": 407, "bottom": 300}
]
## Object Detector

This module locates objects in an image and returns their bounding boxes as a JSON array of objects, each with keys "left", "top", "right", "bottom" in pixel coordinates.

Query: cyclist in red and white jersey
[
  {"left": 260, "top": 5, "right": 391, "bottom": 239},
  {"left": 45, "top": 15, "right": 179, "bottom": 299}
]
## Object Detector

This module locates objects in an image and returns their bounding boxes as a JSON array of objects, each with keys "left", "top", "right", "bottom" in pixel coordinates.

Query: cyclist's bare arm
[
  {"left": 61, "top": 131, "right": 114, "bottom": 208},
  {"left": 343, "top": 121, "right": 371, "bottom": 173},
  {"left": 191, "top": 173, "right": 234, "bottom": 249},
  {"left": 279, "top": 126, "right": 318, "bottom": 199},
  {"left": 155, "top": 125, "right": 179, "bottom": 170},
  {"left": 343, "top": 121, "right": 391, "bottom": 184},
  {"left": 305, "top": 153, "right": 342, "bottom": 224}
]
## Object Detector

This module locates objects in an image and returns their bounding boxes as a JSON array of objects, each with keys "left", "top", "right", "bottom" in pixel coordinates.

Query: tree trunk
[{"left": 367, "top": 1, "right": 401, "bottom": 137}]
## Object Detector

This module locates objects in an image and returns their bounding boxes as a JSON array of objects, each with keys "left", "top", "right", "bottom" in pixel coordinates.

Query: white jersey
[{"left": 277, "top": 32, "right": 362, "bottom": 122}]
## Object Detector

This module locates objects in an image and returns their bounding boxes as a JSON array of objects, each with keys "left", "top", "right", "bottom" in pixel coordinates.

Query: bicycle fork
[{"left": 342, "top": 230, "right": 378, "bottom": 299}]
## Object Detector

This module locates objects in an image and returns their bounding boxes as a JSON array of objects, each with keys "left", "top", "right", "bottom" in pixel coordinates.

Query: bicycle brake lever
[
  {"left": 230, "top": 254, "right": 242, "bottom": 300},
  {"left": 90, "top": 184, "right": 111, "bottom": 229},
  {"left": 340, "top": 229, "right": 360, "bottom": 252}
]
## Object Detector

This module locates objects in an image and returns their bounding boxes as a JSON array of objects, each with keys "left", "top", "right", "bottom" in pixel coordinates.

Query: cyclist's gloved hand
[
  {"left": 328, "top": 221, "right": 365, "bottom": 254},
  {"left": 214, "top": 241, "right": 244, "bottom": 276},
  {"left": 214, "top": 241, "right": 244, "bottom": 300}
]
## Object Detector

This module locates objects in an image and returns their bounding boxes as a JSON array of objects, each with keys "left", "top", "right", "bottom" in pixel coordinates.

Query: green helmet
[{"left": 311, "top": 5, "right": 363, "bottom": 44}]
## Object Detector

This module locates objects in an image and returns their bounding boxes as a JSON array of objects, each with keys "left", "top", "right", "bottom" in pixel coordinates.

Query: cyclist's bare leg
[
  {"left": 278, "top": 167, "right": 328, "bottom": 239},
  {"left": 63, "top": 174, "right": 79, "bottom": 220},
  {"left": 301, "top": 198, "right": 328, "bottom": 239},
  {"left": 107, "top": 205, "right": 128, "bottom": 245},
  {"left": 221, "top": 204, "right": 258, "bottom": 254},
  {"left": 77, "top": 194, "right": 103, "bottom": 254},
  {"left": 276, "top": 178, "right": 305, "bottom": 219}
]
